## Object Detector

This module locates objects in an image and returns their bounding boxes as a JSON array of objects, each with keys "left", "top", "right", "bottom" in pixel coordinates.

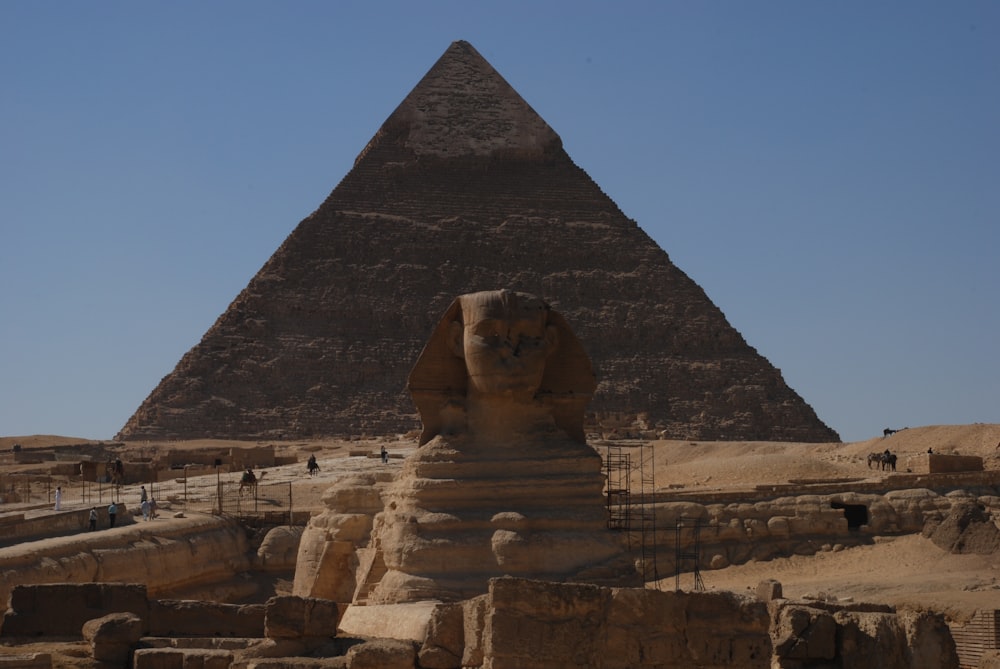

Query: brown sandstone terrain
[{"left": 0, "top": 423, "right": 998, "bottom": 661}]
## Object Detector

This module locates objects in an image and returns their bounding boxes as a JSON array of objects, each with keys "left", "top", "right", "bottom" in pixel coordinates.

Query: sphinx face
[{"left": 457, "top": 291, "right": 558, "bottom": 399}]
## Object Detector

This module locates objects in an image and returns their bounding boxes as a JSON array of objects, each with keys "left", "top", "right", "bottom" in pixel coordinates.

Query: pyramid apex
[{"left": 360, "top": 40, "right": 562, "bottom": 160}]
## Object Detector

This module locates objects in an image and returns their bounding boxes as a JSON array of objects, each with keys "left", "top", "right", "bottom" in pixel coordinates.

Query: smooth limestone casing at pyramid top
[{"left": 117, "top": 40, "right": 839, "bottom": 443}]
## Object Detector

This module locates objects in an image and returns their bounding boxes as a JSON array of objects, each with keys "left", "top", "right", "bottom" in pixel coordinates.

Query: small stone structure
[{"left": 906, "top": 453, "right": 984, "bottom": 475}]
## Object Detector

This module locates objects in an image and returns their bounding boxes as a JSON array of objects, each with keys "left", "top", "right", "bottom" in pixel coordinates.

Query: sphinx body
[{"left": 294, "top": 290, "right": 638, "bottom": 605}]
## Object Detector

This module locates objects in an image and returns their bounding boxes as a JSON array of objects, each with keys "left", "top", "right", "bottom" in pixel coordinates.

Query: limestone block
[
  {"left": 766, "top": 516, "right": 790, "bottom": 538},
  {"left": 293, "top": 531, "right": 361, "bottom": 602},
  {"left": 658, "top": 502, "right": 709, "bottom": 526},
  {"left": 771, "top": 605, "right": 836, "bottom": 660},
  {"left": 0, "top": 654, "right": 51, "bottom": 669},
  {"left": 605, "top": 588, "right": 689, "bottom": 668},
  {"left": 833, "top": 610, "right": 910, "bottom": 669},
  {"left": 344, "top": 638, "right": 416, "bottom": 669},
  {"left": 133, "top": 648, "right": 234, "bottom": 669},
  {"left": 683, "top": 591, "right": 772, "bottom": 668},
  {"left": 264, "top": 596, "right": 339, "bottom": 639},
  {"left": 82, "top": 612, "right": 143, "bottom": 663},
  {"left": 484, "top": 578, "right": 609, "bottom": 668},
  {"left": 337, "top": 601, "right": 439, "bottom": 642},
  {"left": 319, "top": 476, "right": 385, "bottom": 514},
  {"left": 256, "top": 526, "right": 304, "bottom": 571},
  {"left": 899, "top": 609, "right": 959, "bottom": 669},
  {"left": 755, "top": 579, "right": 782, "bottom": 602},
  {"left": 1, "top": 583, "right": 148, "bottom": 638},
  {"left": 743, "top": 518, "right": 768, "bottom": 540},
  {"left": 418, "top": 602, "right": 464, "bottom": 669},
  {"left": 147, "top": 600, "right": 264, "bottom": 638},
  {"left": 461, "top": 595, "right": 488, "bottom": 669}
]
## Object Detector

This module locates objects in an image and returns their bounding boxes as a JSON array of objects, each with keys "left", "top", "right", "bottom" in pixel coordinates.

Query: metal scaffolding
[
  {"left": 674, "top": 515, "right": 705, "bottom": 592},
  {"left": 605, "top": 442, "right": 660, "bottom": 586}
]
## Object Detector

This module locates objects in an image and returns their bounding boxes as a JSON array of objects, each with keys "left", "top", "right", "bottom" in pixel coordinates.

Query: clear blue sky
[{"left": 2, "top": 2, "right": 997, "bottom": 443}]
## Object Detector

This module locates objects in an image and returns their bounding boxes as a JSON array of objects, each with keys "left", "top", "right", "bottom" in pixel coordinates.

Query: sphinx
[
  {"left": 293, "top": 290, "right": 637, "bottom": 605},
  {"left": 408, "top": 289, "right": 596, "bottom": 445}
]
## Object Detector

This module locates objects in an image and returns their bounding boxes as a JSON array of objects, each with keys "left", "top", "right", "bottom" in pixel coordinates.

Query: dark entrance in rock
[{"left": 831, "top": 502, "right": 868, "bottom": 530}]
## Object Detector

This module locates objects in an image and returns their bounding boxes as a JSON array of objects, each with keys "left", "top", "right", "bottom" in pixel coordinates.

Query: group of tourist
[{"left": 77, "top": 484, "right": 157, "bottom": 531}]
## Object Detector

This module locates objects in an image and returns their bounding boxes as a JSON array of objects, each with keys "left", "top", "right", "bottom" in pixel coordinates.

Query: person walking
[
  {"left": 108, "top": 502, "right": 117, "bottom": 528},
  {"left": 140, "top": 499, "right": 151, "bottom": 521},
  {"left": 54, "top": 486, "right": 62, "bottom": 511},
  {"left": 140, "top": 485, "right": 148, "bottom": 503},
  {"left": 89, "top": 507, "right": 98, "bottom": 531},
  {"left": 149, "top": 498, "right": 157, "bottom": 520}
]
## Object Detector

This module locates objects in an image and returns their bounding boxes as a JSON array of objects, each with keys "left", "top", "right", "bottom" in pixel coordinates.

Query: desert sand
[{"left": 1, "top": 423, "right": 999, "bottom": 625}]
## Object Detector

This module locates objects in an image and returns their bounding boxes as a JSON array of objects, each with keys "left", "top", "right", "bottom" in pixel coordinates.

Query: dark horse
[
  {"left": 883, "top": 428, "right": 898, "bottom": 437},
  {"left": 307, "top": 455, "right": 320, "bottom": 476}
]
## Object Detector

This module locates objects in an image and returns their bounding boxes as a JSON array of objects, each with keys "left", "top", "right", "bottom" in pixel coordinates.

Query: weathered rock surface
[
  {"left": 0, "top": 514, "right": 251, "bottom": 608},
  {"left": 264, "top": 596, "right": 340, "bottom": 640},
  {"left": 649, "top": 488, "right": 998, "bottom": 574},
  {"left": 116, "top": 40, "right": 838, "bottom": 444},
  {"left": 295, "top": 291, "right": 639, "bottom": 605},
  {"left": 924, "top": 499, "right": 1000, "bottom": 554},
  {"left": 82, "top": 611, "right": 143, "bottom": 664}
]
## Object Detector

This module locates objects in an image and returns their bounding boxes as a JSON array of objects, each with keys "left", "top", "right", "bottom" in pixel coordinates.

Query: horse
[
  {"left": 867, "top": 452, "right": 883, "bottom": 469},
  {"left": 883, "top": 428, "right": 898, "bottom": 438},
  {"left": 307, "top": 456, "right": 320, "bottom": 476}
]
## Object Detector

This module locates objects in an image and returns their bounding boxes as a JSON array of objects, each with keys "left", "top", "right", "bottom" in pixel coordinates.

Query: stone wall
[
  {"left": 0, "top": 504, "right": 132, "bottom": 546},
  {"left": 644, "top": 487, "right": 997, "bottom": 576},
  {"left": 409, "top": 577, "right": 956, "bottom": 669},
  {"left": 0, "top": 514, "right": 250, "bottom": 607}
]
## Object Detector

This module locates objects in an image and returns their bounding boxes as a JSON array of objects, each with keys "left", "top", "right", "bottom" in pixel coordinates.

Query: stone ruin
[
  {"left": 116, "top": 39, "right": 839, "bottom": 444},
  {"left": 0, "top": 289, "right": 987, "bottom": 666},
  {"left": 293, "top": 290, "right": 639, "bottom": 606}
]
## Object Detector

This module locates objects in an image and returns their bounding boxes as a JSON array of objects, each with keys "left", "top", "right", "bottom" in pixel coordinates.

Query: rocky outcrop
[
  {"left": 923, "top": 499, "right": 1000, "bottom": 554},
  {"left": 647, "top": 488, "right": 1000, "bottom": 575},
  {"left": 0, "top": 514, "right": 251, "bottom": 607},
  {"left": 769, "top": 600, "right": 958, "bottom": 669},
  {"left": 82, "top": 612, "right": 143, "bottom": 664},
  {"left": 117, "top": 40, "right": 838, "bottom": 444}
]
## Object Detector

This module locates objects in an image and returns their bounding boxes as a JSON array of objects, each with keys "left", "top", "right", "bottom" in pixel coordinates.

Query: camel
[
  {"left": 105, "top": 459, "right": 125, "bottom": 486},
  {"left": 239, "top": 469, "right": 265, "bottom": 496}
]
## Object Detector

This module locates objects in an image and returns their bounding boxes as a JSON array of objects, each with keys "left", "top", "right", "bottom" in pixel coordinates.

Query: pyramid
[{"left": 117, "top": 41, "right": 839, "bottom": 443}]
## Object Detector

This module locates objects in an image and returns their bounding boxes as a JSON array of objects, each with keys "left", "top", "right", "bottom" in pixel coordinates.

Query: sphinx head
[{"left": 408, "top": 290, "right": 596, "bottom": 445}]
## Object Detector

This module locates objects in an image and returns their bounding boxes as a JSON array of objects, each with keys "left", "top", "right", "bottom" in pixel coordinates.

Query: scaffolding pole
[{"left": 674, "top": 515, "right": 705, "bottom": 592}]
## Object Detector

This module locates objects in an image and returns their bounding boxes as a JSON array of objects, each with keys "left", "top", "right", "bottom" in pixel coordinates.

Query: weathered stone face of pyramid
[{"left": 117, "top": 41, "right": 839, "bottom": 443}]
